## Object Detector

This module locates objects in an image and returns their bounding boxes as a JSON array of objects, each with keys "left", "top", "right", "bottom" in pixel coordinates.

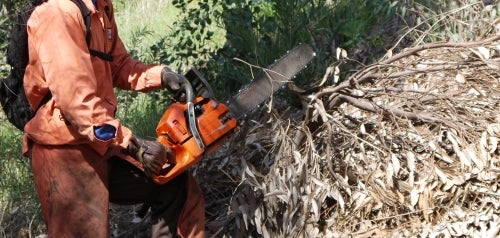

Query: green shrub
[{"left": 153, "top": 0, "right": 413, "bottom": 100}]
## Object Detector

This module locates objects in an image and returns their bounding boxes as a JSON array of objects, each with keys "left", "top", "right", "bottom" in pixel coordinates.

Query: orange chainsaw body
[
  {"left": 154, "top": 96, "right": 238, "bottom": 184},
  {"left": 149, "top": 44, "right": 315, "bottom": 184}
]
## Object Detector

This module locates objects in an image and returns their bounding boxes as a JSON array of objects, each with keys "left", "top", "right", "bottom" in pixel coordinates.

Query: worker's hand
[
  {"left": 124, "top": 136, "right": 173, "bottom": 178},
  {"left": 161, "top": 67, "right": 184, "bottom": 93}
]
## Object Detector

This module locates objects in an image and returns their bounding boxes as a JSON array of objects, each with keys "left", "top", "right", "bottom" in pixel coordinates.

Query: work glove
[
  {"left": 124, "top": 136, "right": 173, "bottom": 178},
  {"left": 161, "top": 67, "right": 185, "bottom": 93}
]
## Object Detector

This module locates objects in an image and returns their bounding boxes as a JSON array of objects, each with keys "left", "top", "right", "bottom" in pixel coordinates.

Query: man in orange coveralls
[{"left": 22, "top": 0, "right": 204, "bottom": 237}]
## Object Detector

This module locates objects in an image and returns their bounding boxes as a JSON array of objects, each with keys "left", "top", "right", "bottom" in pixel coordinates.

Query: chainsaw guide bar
[{"left": 227, "top": 44, "right": 315, "bottom": 118}]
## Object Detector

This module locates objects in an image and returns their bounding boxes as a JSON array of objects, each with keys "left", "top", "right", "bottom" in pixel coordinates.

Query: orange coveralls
[{"left": 22, "top": 0, "right": 204, "bottom": 237}]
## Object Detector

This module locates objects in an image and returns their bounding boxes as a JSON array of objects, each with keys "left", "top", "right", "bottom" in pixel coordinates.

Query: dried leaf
[
  {"left": 386, "top": 163, "right": 394, "bottom": 186},
  {"left": 333, "top": 65, "right": 340, "bottom": 84},
  {"left": 239, "top": 205, "right": 249, "bottom": 229},
  {"left": 360, "top": 123, "right": 367, "bottom": 135},
  {"left": 336, "top": 47, "right": 347, "bottom": 60},
  {"left": 245, "top": 134, "right": 257, "bottom": 145},
  {"left": 410, "top": 189, "right": 420, "bottom": 207},
  {"left": 466, "top": 145, "right": 484, "bottom": 170},
  {"left": 264, "top": 191, "right": 288, "bottom": 199},
  {"left": 311, "top": 176, "right": 326, "bottom": 187},
  {"left": 243, "top": 160, "right": 256, "bottom": 179},
  {"left": 293, "top": 150, "right": 302, "bottom": 163},
  {"left": 353, "top": 191, "right": 369, "bottom": 211},
  {"left": 488, "top": 136, "right": 498, "bottom": 153},
  {"left": 455, "top": 73, "right": 466, "bottom": 83},
  {"left": 311, "top": 198, "right": 320, "bottom": 220},
  {"left": 262, "top": 226, "right": 270, "bottom": 238},
  {"left": 407, "top": 151, "right": 416, "bottom": 186},
  {"left": 330, "top": 188, "right": 345, "bottom": 212},
  {"left": 391, "top": 154, "right": 401, "bottom": 174},
  {"left": 255, "top": 208, "right": 262, "bottom": 234},
  {"left": 434, "top": 167, "right": 448, "bottom": 183},
  {"left": 451, "top": 175, "right": 466, "bottom": 186},
  {"left": 457, "top": 150, "right": 472, "bottom": 167},
  {"left": 478, "top": 46, "right": 491, "bottom": 59},
  {"left": 443, "top": 180, "right": 455, "bottom": 191}
]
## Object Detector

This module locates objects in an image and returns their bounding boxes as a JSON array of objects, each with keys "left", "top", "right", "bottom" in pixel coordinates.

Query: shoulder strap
[
  {"left": 69, "top": 0, "right": 91, "bottom": 45},
  {"left": 33, "top": 0, "right": 112, "bottom": 112},
  {"left": 70, "top": 0, "right": 113, "bottom": 62}
]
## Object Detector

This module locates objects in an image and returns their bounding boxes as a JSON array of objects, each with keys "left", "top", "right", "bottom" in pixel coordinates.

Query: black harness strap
[
  {"left": 89, "top": 49, "right": 114, "bottom": 61},
  {"left": 70, "top": 0, "right": 113, "bottom": 62},
  {"left": 34, "top": 0, "right": 113, "bottom": 112}
]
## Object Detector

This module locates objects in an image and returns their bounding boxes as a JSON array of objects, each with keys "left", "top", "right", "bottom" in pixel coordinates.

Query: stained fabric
[
  {"left": 31, "top": 143, "right": 110, "bottom": 237},
  {"left": 31, "top": 144, "right": 205, "bottom": 237}
]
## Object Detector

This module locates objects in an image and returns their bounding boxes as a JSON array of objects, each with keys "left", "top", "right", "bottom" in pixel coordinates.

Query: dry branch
[
  {"left": 189, "top": 7, "right": 500, "bottom": 237},
  {"left": 315, "top": 34, "right": 500, "bottom": 98},
  {"left": 198, "top": 35, "right": 500, "bottom": 237}
]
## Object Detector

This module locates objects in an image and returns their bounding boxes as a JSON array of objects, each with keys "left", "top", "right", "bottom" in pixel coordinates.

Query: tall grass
[
  {"left": 0, "top": 121, "right": 45, "bottom": 237},
  {"left": 114, "top": 0, "right": 179, "bottom": 64}
]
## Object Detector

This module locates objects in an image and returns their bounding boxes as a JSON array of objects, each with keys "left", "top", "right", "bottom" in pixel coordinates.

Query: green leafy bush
[{"left": 152, "top": 0, "right": 412, "bottom": 100}]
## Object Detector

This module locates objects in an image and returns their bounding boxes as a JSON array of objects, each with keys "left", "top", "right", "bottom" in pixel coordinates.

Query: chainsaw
[{"left": 153, "top": 44, "right": 315, "bottom": 184}]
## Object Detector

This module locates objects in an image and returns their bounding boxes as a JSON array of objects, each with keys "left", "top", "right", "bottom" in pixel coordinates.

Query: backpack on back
[
  {"left": 0, "top": 0, "right": 43, "bottom": 131},
  {"left": 0, "top": 0, "right": 112, "bottom": 131}
]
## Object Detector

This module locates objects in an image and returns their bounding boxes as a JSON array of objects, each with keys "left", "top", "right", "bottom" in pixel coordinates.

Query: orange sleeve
[{"left": 28, "top": 3, "right": 127, "bottom": 153}]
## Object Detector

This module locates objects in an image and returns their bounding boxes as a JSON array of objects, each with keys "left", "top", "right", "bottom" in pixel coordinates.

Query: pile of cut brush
[{"left": 194, "top": 33, "right": 500, "bottom": 237}]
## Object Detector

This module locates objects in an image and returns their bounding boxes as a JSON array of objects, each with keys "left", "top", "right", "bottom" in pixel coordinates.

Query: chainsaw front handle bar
[
  {"left": 177, "top": 78, "right": 205, "bottom": 149},
  {"left": 178, "top": 77, "right": 194, "bottom": 103},
  {"left": 154, "top": 70, "right": 238, "bottom": 184}
]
